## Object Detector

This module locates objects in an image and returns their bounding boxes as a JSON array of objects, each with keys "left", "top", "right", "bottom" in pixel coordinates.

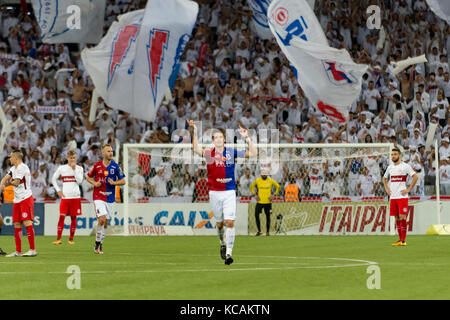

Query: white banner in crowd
[
  {"left": 267, "top": 0, "right": 367, "bottom": 123},
  {"left": 34, "top": 105, "right": 68, "bottom": 113},
  {"left": 426, "top": 0, "right": 450, "bottom": 24},
  {"left": 81, "top": 0, "right": 198, "bottom": 122},
  {"left": 31, "top": 0, "right": 106, "bottom": 43}
]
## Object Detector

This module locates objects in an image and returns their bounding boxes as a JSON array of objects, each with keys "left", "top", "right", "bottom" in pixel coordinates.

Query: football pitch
[{"left": 1, "top": 235, "right": 450, "bottom": 300}]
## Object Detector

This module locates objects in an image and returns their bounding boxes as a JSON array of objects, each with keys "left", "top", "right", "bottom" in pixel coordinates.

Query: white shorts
[
  {"left": 209, "top": 190, "right": 237, "bottom": 223},
  {"left": 94, "top": 200, "right": 113, "bottom": 220}
]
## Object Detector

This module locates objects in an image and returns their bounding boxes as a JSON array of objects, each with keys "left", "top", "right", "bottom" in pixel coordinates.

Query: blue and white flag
[
  {"left": 248, "top": 0, "right": 315, "bottom": 39},
  {"left": 31, "top": 0, "right": 106, "bottom": 43},
  {"left": 81, "top": 0, "right": 198, "bottom": 122},
  {"left": 268, "top": 0, "right": 367, "bottom": 123},
  {"left": 248, "top": 0, "right": 274, "bottom": 40}
]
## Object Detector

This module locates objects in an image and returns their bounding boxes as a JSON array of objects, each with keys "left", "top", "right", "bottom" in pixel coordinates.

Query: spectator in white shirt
[
  {"left": 363, "top": 81, "right": 382, "bottom": 113},
  {"left": 150, "top": 167, "right": 168, "bottom": 197}
]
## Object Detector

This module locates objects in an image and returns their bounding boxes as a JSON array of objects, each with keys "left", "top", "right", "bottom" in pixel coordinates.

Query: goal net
[{"left": 121, "top": 142, "right": 403, "bottom": 235}]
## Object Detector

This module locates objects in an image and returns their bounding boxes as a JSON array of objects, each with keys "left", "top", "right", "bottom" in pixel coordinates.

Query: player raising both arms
[
  {"left": 0, "top": 150, "right": 37, "bottom": 257},
  {"left": 382, "top": 147, "right": 418, "bottom": 246},
  {"left": 51, "top": 150, "right": 84, "bottom": 245},
  {"left": 86, "top": 144, "right": 126, "bottom": 254},
  {"left": 189, "top": 120, "right": 257, "bottom": 265}
]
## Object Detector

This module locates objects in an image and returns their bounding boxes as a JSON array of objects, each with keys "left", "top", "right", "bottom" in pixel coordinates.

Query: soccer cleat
[
  {"left": 266, "top": 232, "right": 270, "bottom": 236},
  {"left": 392, "top": 240, "right": 402, "bottom": 246},
  {"left": 98, "top": 243, "right": 104, "bottom": 254},
  {"left": 22, "top": 250, "right": 38, "bottom": 257},
  {"left": 6, "top": 251, "right": 23, "bottom": 257},
  {"left": 220, "top": 245, "right": 226, "bottom": 260},
  {"left": 68, "top": 240, "right": 75, "bottom": 245},
  {"left": 225, "top": 254, "right": 234, "bottom": 265},
  {"left": 0, "top": 248, "right": 7, "bottom": 256},
  {"left": 52, "top": 240, "right": 62, "bottom": 245},
  {"left": 401, "top": 241, "right": 407, "bottom": 246},
  {"left": 256, "top": 231, "right": 262, "bottom": 236}
]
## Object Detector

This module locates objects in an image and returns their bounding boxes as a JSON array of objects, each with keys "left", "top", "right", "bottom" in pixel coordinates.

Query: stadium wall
[
  {"left": 34, "top": 200, "right": 450, "bottom": 236},
  {"left": 43, "top": 203, "right": 249, "bottom": 236},
  {"left": 1, "top": 203, "right": 45, "bottom": 235},
  {"left": 249, "top": 200, "right": 450, "bottom": 235}
]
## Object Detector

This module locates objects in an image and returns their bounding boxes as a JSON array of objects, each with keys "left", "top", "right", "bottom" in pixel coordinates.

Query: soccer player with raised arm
[
  {"left": 382, "top": 147, "right": 418, "bottom": 246},
  {"left": 51, "top": 150, "right": 84, "bottom": 245},
  {"left": 86, "top": 144, "right": 126, "bottom": 254},
  {"left": 0, "top": 150, "right": 37, "bottom": 257},
  {"left": 188, "top": 120, "right": 257, "bottom": 265}
]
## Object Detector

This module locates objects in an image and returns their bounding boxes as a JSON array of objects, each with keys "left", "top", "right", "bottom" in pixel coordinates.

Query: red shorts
[
  {"left": 60, "top": 198, "right": 82, "bottom": 216},
  {"left": 389, "top": 198, "right": 409, "bottom": 217},
  {"left": 13, "top": 196, "right": 34, "bottom": 223}
]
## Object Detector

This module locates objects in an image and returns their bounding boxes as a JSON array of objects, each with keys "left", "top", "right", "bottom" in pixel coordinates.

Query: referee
[{"left": 250, "top": 170, "right": 280, "bottom": 236}]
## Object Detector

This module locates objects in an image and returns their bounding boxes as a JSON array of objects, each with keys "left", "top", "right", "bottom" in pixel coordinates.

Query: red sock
[
  {"left": 26, "top": 225, "right": 35, "bottom": 251},
  {"left": 396, "top": 220, "right": 402, "bottom": 240},
  {"left": 57, "top": 215, "right": 65, "bottom": 240},
  {"left": 69, "top": 216, "right": 77, "bottom": 240},
  {"left": 14, "top": 228, "right": 22, "bottom": 253},
  {"left": 400, "top": 219, "right": 408, "bottom": 242}
]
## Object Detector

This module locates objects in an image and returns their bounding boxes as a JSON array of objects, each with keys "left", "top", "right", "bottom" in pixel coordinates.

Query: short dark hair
[
  {"left": 392, "top": 147, "right": 401, "bottom": 154},
  {"left": 211, "top": 127, "right": 226, "bottom": 140}
]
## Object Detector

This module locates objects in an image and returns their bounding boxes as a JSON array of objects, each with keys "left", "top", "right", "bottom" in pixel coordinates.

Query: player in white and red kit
[
  {"left": 51, "top": 150, "right": 84, "bottom": 245},
  {"left": 382, "top": 147, "right": 418, "bottom": 246},
  {"left": 189, "top": 120, "right": 257, "bottom": 265},
  {"left": 86, "top": 144, "right": 126, "bottom": 254},
  {"left": 0, "top": 150, "right": 37, "bottom": 257}
]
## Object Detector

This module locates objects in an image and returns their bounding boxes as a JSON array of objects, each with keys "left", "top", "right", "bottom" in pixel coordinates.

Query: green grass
[{"left": 1, "top": 235, "right": 450, "bottom": 300}]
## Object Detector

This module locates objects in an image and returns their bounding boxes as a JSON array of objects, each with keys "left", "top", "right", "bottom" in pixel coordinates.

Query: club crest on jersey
[
  {"left": 104, "top": 171, "right": 109, "bottom": 176},
  {"left": 108, "top": 24, "right": 140, "bottom": 89},
  {"left": 322, "top": 61, "right": 356, "bottom": 86},
  {"left": 147, "top": 28, "right": 170, "bottom": 105}
]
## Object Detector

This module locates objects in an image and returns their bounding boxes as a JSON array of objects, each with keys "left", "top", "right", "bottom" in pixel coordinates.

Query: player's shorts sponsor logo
[
  {"left": 403, "top": 207, "right": 408, "bottom": 213},
  {"left": 22, "top": 212, "right": 28, "bottom": 218}
]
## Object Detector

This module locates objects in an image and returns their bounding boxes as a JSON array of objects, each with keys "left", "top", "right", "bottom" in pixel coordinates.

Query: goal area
[{"left": 117, "top": 143, "right": 435, "bottom": 235}]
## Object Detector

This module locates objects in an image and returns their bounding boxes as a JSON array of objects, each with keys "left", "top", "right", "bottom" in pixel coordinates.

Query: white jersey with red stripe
[
  {"left": 51, "top": 164, "right": 84, "bottom": 199},
  {"left": 9, "top": 162, "right": 32, "bottom": 203},
  {"left": 383, "top": 161, "right": 416, "bottom": 199}
]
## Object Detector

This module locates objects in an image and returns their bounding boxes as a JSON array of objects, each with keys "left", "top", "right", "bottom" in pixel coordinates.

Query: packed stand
[{"left": 0, "top": 0, "right": 448, "bottom": 203}]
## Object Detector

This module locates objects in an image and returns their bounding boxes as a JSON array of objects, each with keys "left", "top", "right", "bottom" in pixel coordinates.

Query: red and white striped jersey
[
  {"left": 383, "top": 162, "right": 416, "bottom": 199},
  {"left": 51, "top": 164, "right": 84, "bottom": 199}
]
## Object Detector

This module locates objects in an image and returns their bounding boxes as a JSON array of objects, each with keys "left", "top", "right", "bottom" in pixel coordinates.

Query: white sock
[
  {"left": 217, "top": 227, "right": 225, "bottom": 245},
  {"left": 96, "top": 224, "right": 102, "bottom": 242},
  {"left": 226, "top": 227, "right": 235, "bottom": 256},
  {"left": 100, "top": 226, "right": 106, "bottom": 243}
]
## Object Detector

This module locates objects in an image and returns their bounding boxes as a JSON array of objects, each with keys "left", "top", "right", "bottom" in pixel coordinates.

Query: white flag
[
  {"left": 248, "top": 0, "right": 274, "bottom": 40},
  {"left": 81, "top": 0, "right": 198, "bottom": 122},
  {"left": 31, "top": 0, "right": 106, "bottom": 43},
  {"left": 426, "top": 0, "right": 450, "bottom": 24},
  {"left": 267, "top": 0, "right": 367, "bottom": 123},
  {"left": 248, "top": 0, "right": 315, "bottom": 39}
]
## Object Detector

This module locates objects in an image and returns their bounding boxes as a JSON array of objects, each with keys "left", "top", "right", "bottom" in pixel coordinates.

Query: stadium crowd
[{"left": 0, "top": 0, "right": 448, "bottom": 203}]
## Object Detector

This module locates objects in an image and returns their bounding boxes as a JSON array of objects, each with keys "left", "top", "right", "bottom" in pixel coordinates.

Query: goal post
[{"left": 120, "top": 142, "right": 424, "bottom": 235}]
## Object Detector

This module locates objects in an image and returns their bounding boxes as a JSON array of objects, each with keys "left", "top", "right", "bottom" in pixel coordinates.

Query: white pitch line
[{"left": 0, "top": 255, "right": 377, "bottom": 275}]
